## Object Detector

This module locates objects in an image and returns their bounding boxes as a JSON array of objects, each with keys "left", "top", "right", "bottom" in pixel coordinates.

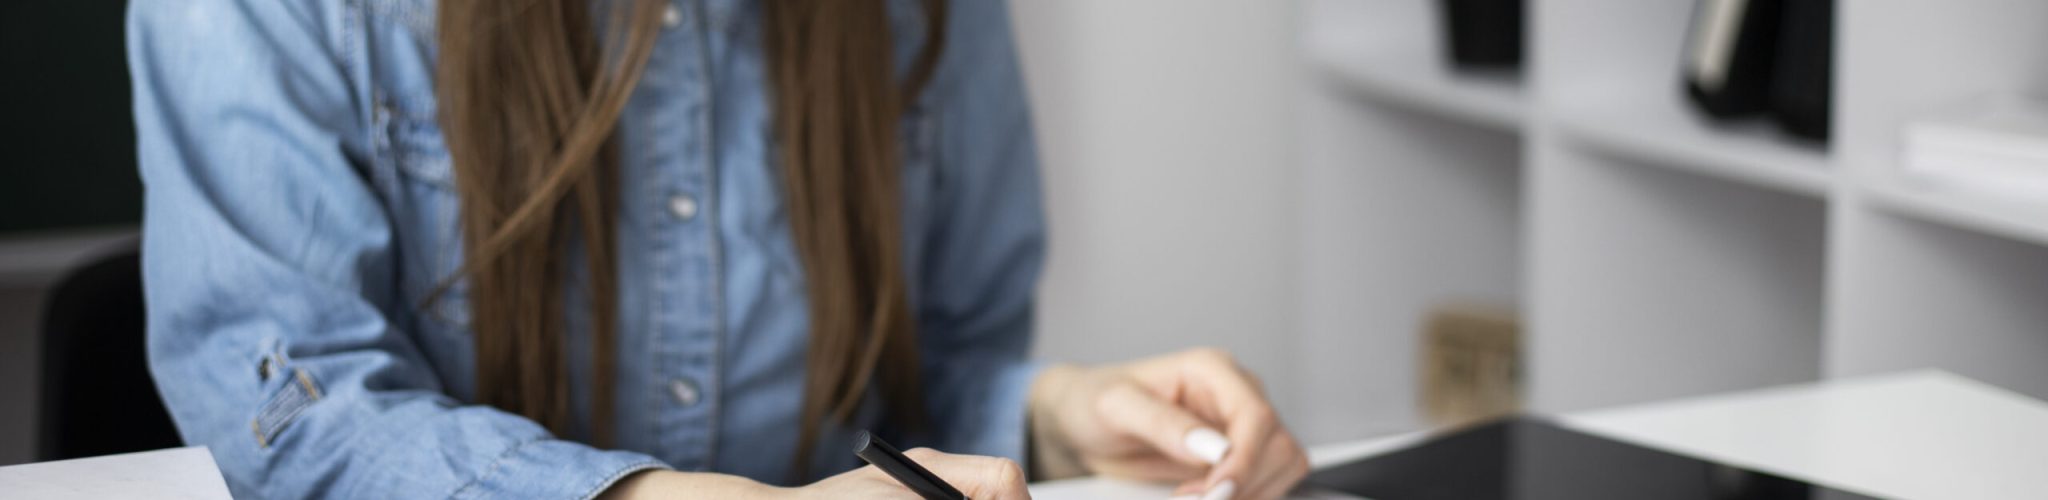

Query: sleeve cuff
[{"left": 454, "top": 439, "right": 671, "bottom": 500}]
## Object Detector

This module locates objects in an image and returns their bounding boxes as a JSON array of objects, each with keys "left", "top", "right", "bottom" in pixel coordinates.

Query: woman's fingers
[
  {"left": 1169, "top": 348, "right": 1270, "bottom": 409},
  {"left": 899, "top": 448, "right": 1030, "bottom": 500},
  {"left": 1164, "top": 349, "right": 1281, "bottom": 495},
  {"left": 1240, "top": 428, "right": 1311, "bottom": 499},
  {"left": 1055, "top": 347, "right": 1307, "bottom": 498},
  {"left": 1096, "top": 381, "right": 1231, "bottom": 467},
  {"left": 1147, "top": 347, "right": 1311, "bottom": 499},
  {"left": 1208, "top": 403, "right": 1276, "bottom": 488},
  {"left": 1087, "top": 453, "right": 1209, "bottom": 482}
]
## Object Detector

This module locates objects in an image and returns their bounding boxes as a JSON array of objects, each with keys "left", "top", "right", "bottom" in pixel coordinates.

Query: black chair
[{"left": 37, "top": 244, "right": 183, "bottom": 460}]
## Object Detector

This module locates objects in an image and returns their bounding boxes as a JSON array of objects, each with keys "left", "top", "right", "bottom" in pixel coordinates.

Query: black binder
[
  {"left": 1439, "top": 0, "right": 1524, "bottom": 69},
  {"left": 1683, "top": 0, "right": 1785, "bottom": 118},
  {"left": 1770, "top": 0, "right": 1834, "bottom": 142}
]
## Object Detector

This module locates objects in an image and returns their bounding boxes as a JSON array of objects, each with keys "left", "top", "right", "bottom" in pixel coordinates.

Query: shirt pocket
[{"left": 249, "top": 338, "right": 323, "bottom": 449}]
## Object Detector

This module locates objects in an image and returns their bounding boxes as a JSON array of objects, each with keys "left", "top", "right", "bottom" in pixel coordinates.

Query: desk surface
[
  {"left": 0, "top": 447, "right": 230, "bottom": 500},
  {"left": 5, "top": 371, "right": 2041, "bottom": 499},
  {"left": 1558, "top": 370, "right": 2048, "bottom": 500},
  {"left": 1038, "top": 370, "right": 2048, "bottom": 499}
]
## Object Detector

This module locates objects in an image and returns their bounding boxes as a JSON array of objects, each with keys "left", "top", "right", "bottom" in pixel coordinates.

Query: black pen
[{"left": 852, "top": 430, "right": 969, "bottom": 500}]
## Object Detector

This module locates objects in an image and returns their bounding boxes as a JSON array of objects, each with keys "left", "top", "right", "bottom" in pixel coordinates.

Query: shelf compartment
[
  {"left": 1292, "top": 82, "right": 1525, "bottom": 440},
  {"left": 1537, "top": 0, "right": 1832, "bottom": 198},
  {"left": 1528, "top": 142, "right": 1827, "bottom": 413},
  {"left": 1829, "top": 209, "right": 2048, "bottom": 401},
  {"left": 1863, "top": 181, "right": 2048, "bottom": 248},
  {"left": 1306, "top": 31, "right": 1525, "bottom": 132},
  {"left": 1554, "top": 103, "right": 1831, "bottom": 198}
]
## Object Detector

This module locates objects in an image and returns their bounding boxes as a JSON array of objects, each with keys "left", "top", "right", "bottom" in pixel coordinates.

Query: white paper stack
[{"left": 1903, "top": 95, "right": 2048, "bottom": 201}]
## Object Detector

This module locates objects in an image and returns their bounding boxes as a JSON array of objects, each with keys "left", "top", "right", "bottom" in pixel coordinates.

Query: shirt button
[
  {"left": 669, "top": 378, "right": 701, "bottom": 407},
  {"left": 661, "top": 4, "right": 682, "bottom": 28},
  {"left": 668, "top": 194, "right": 698, "bottom": 221}
]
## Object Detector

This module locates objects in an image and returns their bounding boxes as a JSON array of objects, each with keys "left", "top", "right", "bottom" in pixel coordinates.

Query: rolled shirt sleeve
[{"left": 129, "top": 0, "right": 664, "bottom": 497}]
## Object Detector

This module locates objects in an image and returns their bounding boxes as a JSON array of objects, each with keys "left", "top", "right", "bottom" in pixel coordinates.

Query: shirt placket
[{"left": 652, "top": 0, "right": 723, "bottom": 471}]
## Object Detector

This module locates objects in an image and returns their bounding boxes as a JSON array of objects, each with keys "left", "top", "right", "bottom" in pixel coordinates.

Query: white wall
[{"left": 1009, "top": 0, "right": 1325, "bottom": 437}]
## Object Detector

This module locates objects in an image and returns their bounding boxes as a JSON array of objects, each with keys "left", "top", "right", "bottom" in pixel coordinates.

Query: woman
[{"left": 129, "top": 0, "right": 1307, "bottom": 498}]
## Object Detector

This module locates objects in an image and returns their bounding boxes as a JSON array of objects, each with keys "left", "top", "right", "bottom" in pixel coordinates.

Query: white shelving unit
[
  {"left": 1864, "top": 183, "right": 2048, "bottom": 248},
  {"left": 1305, "top": 28, "right": 1524, "bottom": 131},
  {"left": 1291, "top": 0, "right": 1526, "bottom": 440},
  {"left": 1294, "top": 0, "right": 2048, "bottom": 438},
  {"left": 1552, "top": 113, "right": 1831, "bottom": 198}
]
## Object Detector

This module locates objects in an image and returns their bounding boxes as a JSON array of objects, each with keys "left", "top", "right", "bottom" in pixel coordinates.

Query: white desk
[
  {"left": 1557, "top": 370, "right": 2048, "bottom": 500},
  {"left": 1034, "top": 370, "right": 2048, "bottom": 500},
  {"left": 0, "top": 447, "right": 231, "bottom": 500},
  {"left": 6, "top": 371, "right": 2040, "bottom": 499}
]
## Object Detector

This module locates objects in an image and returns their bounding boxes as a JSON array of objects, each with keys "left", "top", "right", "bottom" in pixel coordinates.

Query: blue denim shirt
[{"left": 129, "top": 0, "right": 1044, "bottom": 497}]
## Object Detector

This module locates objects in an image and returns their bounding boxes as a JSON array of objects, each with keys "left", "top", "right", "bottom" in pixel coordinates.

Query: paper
[
  {"left": 1028, "top": 476, "right": 1365, "bottom": 500},
  {"left": 1024, "top": 429, "right": 1431, "bottom": 499},
  {"left": 0, "top": 447, "right": 233, "bottom": 500}
]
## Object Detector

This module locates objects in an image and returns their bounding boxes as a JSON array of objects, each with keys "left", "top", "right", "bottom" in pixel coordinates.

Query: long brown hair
[{"left": 433, "top": 0, "right": 947, "bottom": 477}]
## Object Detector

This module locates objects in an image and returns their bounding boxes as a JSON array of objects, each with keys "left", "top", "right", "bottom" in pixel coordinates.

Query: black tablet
[{"left": 1305, "top": 417, "right": 1880, "bottom": 499}]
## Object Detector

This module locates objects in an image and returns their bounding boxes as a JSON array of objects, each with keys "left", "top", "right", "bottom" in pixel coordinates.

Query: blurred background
[{"left": 8, "top": 0, "right": 2048, "bottom": 471}]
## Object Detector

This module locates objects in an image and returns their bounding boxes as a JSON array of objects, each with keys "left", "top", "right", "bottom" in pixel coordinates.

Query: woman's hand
[
  {"left": 601, "top": 448, "right": 1030, "bottom": 500},
  {"left": 792, "top": 448, "right": 1030, "bottom": 500},
  {"left": 1030, "top": 348, "right": 1309, "bottom": 500}
]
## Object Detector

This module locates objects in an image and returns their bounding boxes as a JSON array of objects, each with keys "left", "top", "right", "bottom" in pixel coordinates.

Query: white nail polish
[
  {"left": 1184, "top": 428, "right": 1230, "bottom": 464},
  {"left": 1199, "top": 479, "right": 1237, "bottom": 500}
]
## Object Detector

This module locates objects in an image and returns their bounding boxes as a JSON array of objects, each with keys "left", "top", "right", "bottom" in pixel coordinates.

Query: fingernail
[
  {"left": 1199, "top": 479, "right": 1236, "bottom": 500},
  {"left": 1166, "top": 495, "right": 1201, "bottom": 500},
  {"left": 1183, "top": 427, "right": 1230, "bottom": 464}
]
